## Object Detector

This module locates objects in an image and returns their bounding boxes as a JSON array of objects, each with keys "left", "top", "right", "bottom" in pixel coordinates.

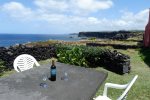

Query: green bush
[
  {"left": 88, "top": 37, "right": 96, "bottom": 41},
  {"left": 56, "top": 44, "right": 106, "bottom": 67},
  {"left": 83, "top": 47, "right": 106, "bottom": 67},
  {"left": 56, "top": 45, "right": 87, "bottom": 67}
]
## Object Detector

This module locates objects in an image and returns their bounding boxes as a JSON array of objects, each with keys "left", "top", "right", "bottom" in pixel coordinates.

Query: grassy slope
[{"left": 95, "top": 49, "right": 150, "bottom": 100}]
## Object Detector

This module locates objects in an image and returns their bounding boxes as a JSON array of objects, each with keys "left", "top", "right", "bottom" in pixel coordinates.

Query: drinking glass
[
  {"left": 42, "top": 75, "right": 48, "bottom": 81},
  {"left": 40, "top": 74, "right": 48, "bottom": 88},
  {"left": 61, "top": 72, "right": 68, "bottom": 81}
]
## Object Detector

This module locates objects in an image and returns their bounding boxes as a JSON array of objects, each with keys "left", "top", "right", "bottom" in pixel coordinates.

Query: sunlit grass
[
  {"left": 95, "top": 49, "right": 150, "bottom": 100},
  {"left": 0, "top": 70, "right": 15, "bottom": 78}
]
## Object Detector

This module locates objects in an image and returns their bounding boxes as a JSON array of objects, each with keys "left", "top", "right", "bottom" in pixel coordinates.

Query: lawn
[
  {"left": 0, "top": 49, "right": 150, "bottom": 100},
  {"left": 95, "top": 49, "right": 150, "bottom": 100}
]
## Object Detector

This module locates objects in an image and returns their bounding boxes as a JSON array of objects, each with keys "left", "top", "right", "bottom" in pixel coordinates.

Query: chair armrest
[
  {"left": 105, "top": 83, "right": 128, "bottom": 89},
  {"left": 103, "top": 83, "right": 128, "bottom": 96},
  {"left": 34, "top": 60, "right": 40, "bottom": 66}
]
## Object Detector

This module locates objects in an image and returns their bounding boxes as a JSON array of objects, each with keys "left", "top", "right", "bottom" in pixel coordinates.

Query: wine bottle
[{"left": 50, "top": 60, "right": 56, "bottom": 81}]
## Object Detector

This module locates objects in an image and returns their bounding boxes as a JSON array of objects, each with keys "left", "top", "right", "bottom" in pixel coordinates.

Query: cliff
[{"left": 78, "top": 30, "right": 140, "bottom": 40}]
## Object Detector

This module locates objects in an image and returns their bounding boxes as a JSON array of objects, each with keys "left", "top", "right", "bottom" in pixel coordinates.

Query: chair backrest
[
  {"left": 13, "top": 54, "right": 40, "bottom": 72},
  {"left": 117, "top": 75, "right": 138, "bottom": 100}
]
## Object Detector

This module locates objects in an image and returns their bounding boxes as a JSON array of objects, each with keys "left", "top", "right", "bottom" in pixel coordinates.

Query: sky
[{"left": 0, "top": 0, "right": 150, "bottom": 34}]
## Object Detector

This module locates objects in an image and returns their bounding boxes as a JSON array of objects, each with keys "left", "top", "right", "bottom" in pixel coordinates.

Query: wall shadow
[{"left": 139, "top": 47, "right": 150, "bottom": 67}]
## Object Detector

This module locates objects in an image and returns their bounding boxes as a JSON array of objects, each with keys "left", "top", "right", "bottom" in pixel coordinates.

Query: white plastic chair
[
  {"left": 13, "top": 54, "right": 40, "bottom": 72},
  {"left": 93, "top": 75, "right": 138, "bottom": 100}
]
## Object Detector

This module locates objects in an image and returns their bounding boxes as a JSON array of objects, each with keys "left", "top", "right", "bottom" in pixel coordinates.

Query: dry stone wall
[
  {"left": 0, "top": 44, "right": 56, "bottom": 69},
  {"left": 99, "top": 50, "right": 130, "bottom": 74},
  {"left": 86, "top": 43, "right": 140, "bottom": 49}
]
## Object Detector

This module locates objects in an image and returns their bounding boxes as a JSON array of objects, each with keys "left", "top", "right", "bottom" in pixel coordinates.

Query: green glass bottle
[{"left": 50, "top": 60, "right": 56, "bottom": 81}]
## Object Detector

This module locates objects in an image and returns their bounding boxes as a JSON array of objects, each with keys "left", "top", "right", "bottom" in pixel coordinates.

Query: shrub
[
  {"left": 56, "top": 44, "right": 109, "bottom": 67},
  {"left": 56, "top": 44, "right": 87, "bottom": 67},
  {"left": 88, "top": 37, "right": 96, "bottom": 41},
  {"left": 83, "top": 46, "right": 105, "bottom": 67}
]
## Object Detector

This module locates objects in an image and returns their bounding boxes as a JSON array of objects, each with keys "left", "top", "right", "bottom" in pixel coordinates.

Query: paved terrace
[{"left": 0, "top": 62, "right": 107, "bottom": 100}]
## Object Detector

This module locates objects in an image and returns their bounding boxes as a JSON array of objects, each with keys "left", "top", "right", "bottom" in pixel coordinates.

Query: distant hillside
[
  {"left": 78, "top": 30, "right": 144, "bottom": 40},
  {"left": 69, "top": 33, "right": 78, "bottom": 35}
]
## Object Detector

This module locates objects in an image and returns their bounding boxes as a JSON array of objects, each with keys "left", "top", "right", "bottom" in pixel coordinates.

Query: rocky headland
[{"left": 78, "top": 30, "right": 143, "bottom": 40}]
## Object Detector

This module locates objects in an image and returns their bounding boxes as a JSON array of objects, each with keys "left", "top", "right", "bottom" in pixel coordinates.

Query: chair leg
[{"left": 122, "top": 94, "right": 127, "bottom": 100}]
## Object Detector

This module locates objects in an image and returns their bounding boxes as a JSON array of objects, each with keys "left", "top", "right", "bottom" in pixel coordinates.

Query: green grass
[
  {"left": 0, "top": 70, "right": 15, "bottom": 78},
  {"left": 139, "top": 48, "right": 150, "bottom": 67},
  {"left": 0, "top": 60, "right": 15, "bottom": 77},
  {"left": 95, "top": 49, "right": 150, "bottom": 100}
]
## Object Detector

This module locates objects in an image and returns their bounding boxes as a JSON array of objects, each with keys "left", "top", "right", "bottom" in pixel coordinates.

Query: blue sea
[{"left": 0, "top": 34, "right": 80, "bottom": 47}]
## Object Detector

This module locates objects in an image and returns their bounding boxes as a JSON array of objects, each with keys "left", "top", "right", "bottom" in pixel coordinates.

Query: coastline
[
  {"left": 0, "top": 30, "right": 143, "bottom": 47},
  {"left": 0, "top": 34, "right": 80, "bottom": 47}
]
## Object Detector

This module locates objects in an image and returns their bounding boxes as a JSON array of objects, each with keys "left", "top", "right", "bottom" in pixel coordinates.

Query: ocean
[{"left": 0, "top": 34, "right": 80, "bottom": 47}]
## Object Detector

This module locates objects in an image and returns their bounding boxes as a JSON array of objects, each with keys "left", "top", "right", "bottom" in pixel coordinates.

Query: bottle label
[{"left": 51, "top": 69, "right": 56, "bottom": 76}]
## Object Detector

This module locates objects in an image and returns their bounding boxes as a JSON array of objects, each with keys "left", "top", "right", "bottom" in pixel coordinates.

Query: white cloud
[
  {"left": 1, "top": 2, "right": 33, "bottom": 20},
  {"left": 34, "top": 0, "right": 69, "bottom": 13},
  {"left": 0, "top": 0, "right": 114, "bottom": 22},
  {"left": 88, "top": 17, "right": 100, "bottom": 24},
  {"left": 118, "top": 9, "right": 149, "bottom": 29},
  {"left": 75, "top": 0, "right": 113, "bottom": 11},
  {"left": 38, "top": 13, "right": 67, "bottom": 23},
  {"left": 0, "top": 1, "right": 149, "bottom": 33},
  {"left": 75, "top": 9, "right": 149, "bottom": 31},
  {"left": 34, "top": 0, "right": 113, "bottom": 15}
]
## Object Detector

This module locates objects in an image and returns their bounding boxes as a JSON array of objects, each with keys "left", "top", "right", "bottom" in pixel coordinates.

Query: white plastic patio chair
[
  {"left": 93, "top": 75, "right": 138, "bottom": 100},
  {"left": 13, "top": 54, "right": 40, "bottom": 72}
]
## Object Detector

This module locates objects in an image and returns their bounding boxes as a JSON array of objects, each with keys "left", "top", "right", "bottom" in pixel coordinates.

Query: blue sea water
[{"left": 0, "top": 34, "right": 80, "bottom": 47}]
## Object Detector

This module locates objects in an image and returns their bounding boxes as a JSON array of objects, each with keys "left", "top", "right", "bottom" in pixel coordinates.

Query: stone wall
[
  {"left": 99, "top": 50, "right": 130, "bottom": 74},
  {"left": 0, "top": 44, "right": 56, "bottom": 69},
  {"left": 86, "top": 43, "right": 140, "bottom": 49}
]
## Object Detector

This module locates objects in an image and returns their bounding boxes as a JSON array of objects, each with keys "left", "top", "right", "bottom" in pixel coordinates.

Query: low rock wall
[
  {"left": 0, "top": 44, "right": 56, "bottom": 69},
  {"left": 86, "top": 43, "right": 140, "bottom": 49},
  {"left": 100, "top": 50, "right": 130, "bottom": 74}
]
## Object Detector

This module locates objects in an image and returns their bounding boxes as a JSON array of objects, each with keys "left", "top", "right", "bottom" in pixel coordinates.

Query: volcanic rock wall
[
  {"left": 100, "top": 50, "right": 130, "bottom": 74},
  {"left": 0, "top": 44, "right": 56, "bottom": 69}
]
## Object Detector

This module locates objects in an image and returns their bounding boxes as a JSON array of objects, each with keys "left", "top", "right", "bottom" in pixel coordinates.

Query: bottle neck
[{"left": 52, "top": 60, "right": 55, "bottom": 66}]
